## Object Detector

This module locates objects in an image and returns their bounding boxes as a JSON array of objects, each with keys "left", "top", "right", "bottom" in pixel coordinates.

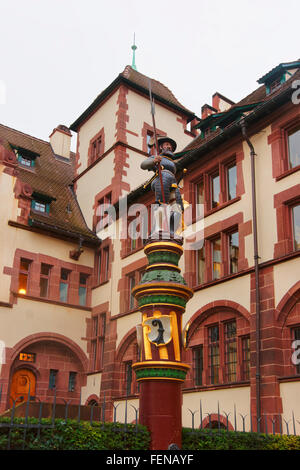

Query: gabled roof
[
  {"left": 0, "top": 123, "right": 99, "bottom": 245},
  {"left": 70, "top": 65, "right": 195, "bottom": 131},
  {"left": 257, "top": 60, "right": 300, "bottom": 84},
  {"left": 177, "top": 67, "right": 300, "bottom": 166}
]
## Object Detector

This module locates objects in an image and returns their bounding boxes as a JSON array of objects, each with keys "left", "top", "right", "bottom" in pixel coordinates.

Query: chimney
[
  {"left": 212, "top": 92, "right": 235, "bottom": 113},
  {"left": 49, "top": 125, "right": 72, "bottom": 159},
  {"left": 201, "top": 104, "right": 218, "bottom": 120}
]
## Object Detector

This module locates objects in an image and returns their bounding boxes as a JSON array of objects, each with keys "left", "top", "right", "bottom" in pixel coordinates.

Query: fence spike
[
  {"left": 234, "top": 404, "right": 237, "bottom": 431},
  {"left": 265, "top": 415, "right": 268, "bottom": 435},
  {"left": 52, "top": 388, "right": 57, "bottom": 426},
  {"left": 130, "top": 405, "right": 139, "bottom": 433},
  {"left": 292, "top": 411, "right": 296, "bottom": 436},
  {"left": 200, "top": 400, "right": 203, "bottom": 430}
]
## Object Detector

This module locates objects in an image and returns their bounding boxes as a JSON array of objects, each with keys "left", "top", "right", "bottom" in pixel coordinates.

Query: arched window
[
  {"left": 184, "top": 305, "right": 250, "bottom": 388},
  {"left": 116, "top": 333, "right": 139, "bottom": 397},
  {"left": 280, "top": 298, "right": 300, "bottom": 377}
]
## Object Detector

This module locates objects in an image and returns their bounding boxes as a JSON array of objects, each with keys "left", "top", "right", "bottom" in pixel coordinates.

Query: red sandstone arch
[
  {"left": 115, "top": 327, "right": 137, "bottom": 362},
  {"left": 85, "top": 394, "right": 100, "bottom": 406},
  {"left": 9, "top": 332, "right": 88, "bottom": 371},
  {"left": 184, "top": 300, "right": 251, "bottom": 344},
  {"left": 115, "top": 328, "right": 138, "bottom": 397},
  {"left": 276, "top": 281, "right": 300, "bottom": 327},
  {"left": 200, "top": 413, "right": 234, "bottom": 431}
]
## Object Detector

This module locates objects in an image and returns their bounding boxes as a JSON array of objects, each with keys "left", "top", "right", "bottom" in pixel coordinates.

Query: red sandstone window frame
[
  {"left": 274, "top": 186, "right": 300, "bottom": 258},
  {"left": 224, "top": 320, "right": 237, "bottom": 383},
  {"left": 18, "top": 258, "right": 32, "bottom": 295},
  {"left": 59, "top": 268, "right": 70, "bottom": 303},
  {"left": 291, "top": 326, "right": 300, "bottom": 375},
  {"left": 79, "top": 273, "right": 89, "bottom": 306},
  {"left": 126, "top": 269, "right": 145, "bottom": 312},
  {"left": 121, "top": 344, "right": 139, "bottom": 397},
  {"left": 125, "top": 204, "right": 151, "bottom": 256},
  {"left": 192, "top": 156, "right": 238, "bottom": 217},
  {"left": 203, "top": 319, "right": 244, "bottom": 386},
  {"left": 192, "top": 345, "right": 204, "bottom": 386},
  {"left": 268, "top": 117, "right": 300, "bottom": 180},
  {"left": 195, "top": 225, "right": 239, "bottom": 286},
  {"left": 95, "top": 245, "right": 110, "bottom": 286},
  {"left": 39, "top": 263, "right": 51, "bottom": 298},
  {"left": 95, "top": 192, "right": 112, "bottom": 232},
  {"left": 90, "top": 312, "right": 106, "bottom": 372},
  {"left": 88, "top": 128, "right": 105, "bottom": 166}
]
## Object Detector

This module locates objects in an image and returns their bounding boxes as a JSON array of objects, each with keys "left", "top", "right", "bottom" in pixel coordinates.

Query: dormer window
[
  {"left": 268, "top": 77, "right": 282, "bottom": 94},
  {"left": 258, "top": 61, "right": 300, "bottom": 95},
  {"left": 32, "top": 200, "right": 48, "bottom": 213},
  {"left": 31, "top": 192, "right": 55, "bottom": 215},
  {"left": 12, "top": 145, "right": 39, "bottom": 168}
]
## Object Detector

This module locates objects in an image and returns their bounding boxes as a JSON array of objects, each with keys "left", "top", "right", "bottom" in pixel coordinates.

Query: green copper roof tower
[{"left": 131, "top": 33, "right": 137, "bottom": 71}]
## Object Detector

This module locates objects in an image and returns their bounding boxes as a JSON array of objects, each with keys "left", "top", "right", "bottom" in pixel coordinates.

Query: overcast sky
[{"left": 1, "top": 0, "right": 300, "bottom": 150}]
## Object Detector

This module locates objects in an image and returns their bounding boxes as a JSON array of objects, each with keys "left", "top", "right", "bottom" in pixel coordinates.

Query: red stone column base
[{"left": 138, "top": 379, "right": 182, "bottom": 450}]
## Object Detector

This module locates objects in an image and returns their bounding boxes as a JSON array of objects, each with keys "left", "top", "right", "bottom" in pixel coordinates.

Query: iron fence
[
  {"left": 0, "top": 385, "right": 141, "bottom": 450},
  {"left": 185, "top": 400, "right": 300, "bottom": 436}
]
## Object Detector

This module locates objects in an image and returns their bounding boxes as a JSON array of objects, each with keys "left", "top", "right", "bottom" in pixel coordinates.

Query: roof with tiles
[
  {"left": 0, "top": 123, "right": 99, "bottom": 244},
  {"left": 70, "top": 65, "right": 195, "bottom": 131},
  {"left": 181, "top": 66, "right": 300, "bottom": 155}
]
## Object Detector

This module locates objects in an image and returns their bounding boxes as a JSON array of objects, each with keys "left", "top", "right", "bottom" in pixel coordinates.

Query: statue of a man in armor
[{"left": 141, "top": 137, "right": 183, "bottom": 236}]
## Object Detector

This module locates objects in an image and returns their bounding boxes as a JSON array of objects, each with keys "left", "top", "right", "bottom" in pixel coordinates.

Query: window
[
  {"left": 212, "top": 238, "right": 221, "bottom": 280},
  {"left": 91, "top": 136, "right": 103, "bottom": 162},
  {"left": 224, "top": 321, "right": 237, "bottom": 382},
  {"left": 292, "top": 327, "right": 300, "bottom": 375},
  {"left": 18, "top": 258, "right": 31, "bottom": 295},
  {"left": 226, "top": 164, "right": 237, "bottom": 200},
  {"left": 292, "top": 204, "right": 300, "bottom": 251},
  {"left": 31, "top": 200, "right": 48, "bottom": 213},
  {"left": 95, "top": 193, "right": 112, "bottom": 232},
  {"left": 146, "top": 131, "right": 153, "bottom": 154},
  {"left": 40, "top": 263, "right": 51, "bottom": 297},
  {"left": 268, "top": 77, "right": 282, "bottom": 94},
  {"left": 287, "top": 128, "right": 300, "bottom": 169},
  {"left": 193, "top": 157, "right": 239, "bottom": 215},
  {"left": 242, "top": 336, "right": 250, "bottom": 380},
  {"left": 68, "top": 372, "right": 77, "bottom": 392},
  {"left": 126, "top": 270, "right": 144, "bottom": 312},
  {"left": 195, "top": 228, "right": 240, "bottom": 286},
  {"left": 208, "top": 325, "right": 219, "bottom": 384},
  {"left": 90, "top": 313, "right": 106, "bottom": 371},
  {"left": 124, "top": 361, "right": 133, "bottom": 396},
  {"left": 193, "top": 346, "right": 203, "bottom": 386},
  {"left": 128, "top": 274, "right": 136, "bottom": 310},
  {"left": 229, "top": 231, "right": 239, "bottom": 274},
  {"left": 196, "top": 245, "right": 205, "bottom": 285},
  {"left": 191, "top": 317, "right": 250, "bottom": 388},
  {"left": 59, "top": 268, "right": 70, "bottom": 302},
  {"left": 49, "top": 369, "right": 58, "bottom": 390},
  {"left": 211, "top": 173, "right": 220, "bottom": 208},
  {"left": 79, "top": 273, "right": 89, "bottom": 306},
  {"left": 14, "top": 146, "right": 38, "bottom": 168},
  {"left": 96, "top": 246, "right": 110, "bottom": 285}
]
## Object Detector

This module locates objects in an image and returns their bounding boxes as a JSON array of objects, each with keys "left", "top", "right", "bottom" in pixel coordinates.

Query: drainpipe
[{"left": 240, "top": 119, "right": 261, "bottom": 425}]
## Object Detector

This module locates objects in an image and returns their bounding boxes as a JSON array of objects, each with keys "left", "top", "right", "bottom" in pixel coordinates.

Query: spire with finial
[{"left": 131, "top": 33, "right": 137, "bottom": 71}]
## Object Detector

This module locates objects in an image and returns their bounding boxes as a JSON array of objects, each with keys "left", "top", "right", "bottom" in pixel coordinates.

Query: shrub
[
  {"left": 0, "top": 417, "right": 151, "bottom": 451},
  {"left": 182, "top": 428, "right": 300, "bottom": 450}
]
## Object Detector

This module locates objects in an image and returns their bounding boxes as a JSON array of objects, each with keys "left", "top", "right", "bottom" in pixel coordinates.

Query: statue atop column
[{"left": 140, "top": 136, "right": 184, "bottom": 236}]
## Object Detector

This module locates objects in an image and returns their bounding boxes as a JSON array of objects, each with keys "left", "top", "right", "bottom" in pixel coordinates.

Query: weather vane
[{"left": 131, "top": 33, "right": 137, "bottom": 71}]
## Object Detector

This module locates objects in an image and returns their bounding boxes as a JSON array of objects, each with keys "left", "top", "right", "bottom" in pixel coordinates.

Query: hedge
[
  {"left": 182, "top": 428, "right": 300, "bottom": 450},
  {"left": 0, "top": 417, "right": 151, "bottom": 450},
  {"left": 1, "top": 418, "right": 300, "bottom": 450}
]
